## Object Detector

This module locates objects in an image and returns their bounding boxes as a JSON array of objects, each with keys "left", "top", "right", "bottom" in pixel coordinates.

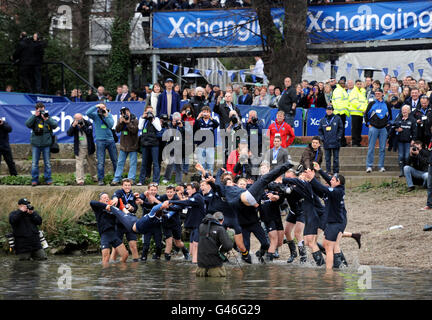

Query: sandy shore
[{"left": 1, "top": 184, "right": 432, "bottom": 270}]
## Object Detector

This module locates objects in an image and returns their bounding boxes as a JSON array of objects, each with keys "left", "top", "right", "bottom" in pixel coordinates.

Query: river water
[{"left": 0, "top": 255, "right": 431, "bottom": 300}]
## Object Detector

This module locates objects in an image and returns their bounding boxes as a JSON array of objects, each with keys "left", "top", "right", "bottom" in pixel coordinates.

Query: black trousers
[
  {"left": 0, "top": 147, "right": 18, "bottom": 176},
  {"left": 351, "top": 115, "right": 363, "bottom": 146},
  {"left": 339, "top": 114, "right": 347, "bottom": 146}
]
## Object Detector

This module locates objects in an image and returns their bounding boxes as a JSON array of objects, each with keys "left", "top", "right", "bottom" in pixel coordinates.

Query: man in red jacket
[{"left": 268, "top": 111, "right": 295, "bottom": 149}]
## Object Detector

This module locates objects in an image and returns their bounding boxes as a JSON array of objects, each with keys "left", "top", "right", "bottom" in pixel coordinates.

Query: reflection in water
[{"left": 0, "top": 256, "right": 431, "bottom": 300}]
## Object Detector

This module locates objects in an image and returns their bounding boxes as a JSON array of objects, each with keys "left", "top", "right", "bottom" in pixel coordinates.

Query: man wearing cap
[
  {"left": 318, "top": 106, "right": 343, "bottom": 174},
  {"left": 332, "top": 78, "right": 349, "bottom": 147},
  {"left": 348, "top": 80, "right": 368, "bottom": 147},
  {"left": 156, "top": 78, "right": 180, "bottom": 118},
  {"left": 196, "top": 212, "right": 233, "bottom": 277},
  {"left": 364, "top": 88, "right": 392, "bottom": 173},
  {"left": 111, "top": 107, "right": 139, "bottom": 185},
  {"left": 9, "top": 199, "right": 47, "bottom": 261}
]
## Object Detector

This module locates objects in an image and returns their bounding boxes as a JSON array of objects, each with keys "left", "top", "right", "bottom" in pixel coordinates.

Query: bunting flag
[
  {"left": 240, "top": 70, "right": 246, "bottom": 82},
  {"left": 418, "top": 69, "right": 424, "bottom": 78},
  {"left": 251, "top": 75, "right": 257, "bottom": 83},
  {"left": 194, "top": 69, "right": 201, "bottom": 74},
  {"left": 184, "top": 67, "right": 190, "bottom": 75},
  {"left": 408, "top": 63, "right": 415, "bottom": 73},
  {"left": 427, "top": 57, "right": 432, "bottom": 67},
  {"left": 393, "top": 69, "right": 399, "bottom": 77},
  {"left": 382, "top": 68, "right": 389, "bottom": 76},
  {"left": 346, "top": 63, "right": 353, "bottom": 74},
  {"left": 317, "top": 62, "right": 325, "bottom": 72},
  {"left": 164, "top": 62, "right": 170, "bottom": 70},
  {"left": 307, "top": 66, "right": 313, "bottom": 74},
  {"left": 173, "top": 65, "right": 179, "bottom": 74},
  {"left": 228, "top": 71, "right": 235, "bottom": 82},
  {"left": 205, "top": 69, "right": 212, "bottom": 78},
  {"left": 333, "top": 65, "right": 338, "bottom": 75},
  {"left": 231, "top": 72, "right": 236, "bottom": 82},
  {"left": 217, "top": 70, "right": 223, "bottom": 78},
  {"left": 308, "top": 59, "right": 314, "bottom": 68},
  {"left": 357, "top": 68, "right": 363, "bottom": 78}
]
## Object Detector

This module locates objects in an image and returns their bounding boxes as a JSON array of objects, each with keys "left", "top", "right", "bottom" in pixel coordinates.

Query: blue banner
[
  {"left": 0, "top": 102, "right": 303, "bottom": 144},
  {"left": 152, "top": 1, "right": 432, "bottom": 48}
]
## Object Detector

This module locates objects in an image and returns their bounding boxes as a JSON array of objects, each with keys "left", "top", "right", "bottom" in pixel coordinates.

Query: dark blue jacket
[
  {"left": 170, "top": 192, "right": 205, "bottom": 229},
  {"left": 238, "top": 94, "right": 252, "bottom": 105},
  {"left": 66, "top": 119, "right": 96, "bottom": 156},
  {"left": 318, "top": 114, "right": 344, "bottom": 149},
  {"left": 156, "top": 91, "right": 180, "bottom": 117},
  {"left": 9, "top": 209, "right": 42, "bottom": 254},
  {"left": 90, "top": 201, "right": 117, "bottom": 235},
  {"left": 0, "top": 120, "right": 12, "bottom": 150},
  {"left": 310, "top": 170, "right": 346, "bottom": 225}
]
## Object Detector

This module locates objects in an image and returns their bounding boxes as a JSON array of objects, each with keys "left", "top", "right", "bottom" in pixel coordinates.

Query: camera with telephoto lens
[
  {"left": 26, "top": 204, "right": 34, "bottom": 211},
  {"left": 6, "top": 233, "right": 15, "bottom": 251},
  {"left": 412, "top": 146, "right": 419, "bottom": 152},
  {"left": 251, "top": 117, "right": 258, "bottom": 124},
  {"left": 121, "top": 108, "right": 129, "bottom": 121},
  {"left": 78, "top": 120, "right": 85, "bottom": 126},
  {"left": 146, "top": 111, "right": 154, "bottom": 120},
  {"left": 97, "top": 105, "right": 107, "bottom": 115},
  {"left": 176, "top": 120, "right": 182, "bottom": 126},
  {"left": 39, "top": 110, "right": 49, "bottom": 118},
  {"left": 186, "top": 110, "right": 192, "bottom": 117},
  {"left": 230, "top": 115, "right": 238, "bottom": 125}
]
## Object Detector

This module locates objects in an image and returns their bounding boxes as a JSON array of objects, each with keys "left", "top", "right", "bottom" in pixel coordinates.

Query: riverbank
[{"left": 1, "top": 183, "right": 431, "bottom": 270}]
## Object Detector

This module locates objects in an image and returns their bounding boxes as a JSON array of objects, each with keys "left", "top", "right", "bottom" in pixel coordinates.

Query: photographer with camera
[
  {"left": 86, "top": 103, "right": 118, "bottom": 186},
  {"left": 0, "top": 117, "right": 18, "bottom": 176},
  {"left": 67, "top": 113, "right": 97, "bottom": 185},
  {"left": 163, "top": 112, "right": 186, "bottom": 185},
  {"left": 403, "top": 140, "right": 430, "bottom": 192},
  {"left": 9, "top": 198, "right": 47, "bottom": 261},
  {"left": 111, "top": 107, "right": 139, "bottom": 186},
  {"left": 246, "top": 110, "right": 264, "bottom": 157},
  {"left": 214, "top": 92, "right": 242, "bottom": 130},
  {"left": 138, "top": 105, "right": 162, "bottom": 185},
  {"left": 194, "top": 106, "right": 219, "bottom": 175},
  {"left": 25, "top": 102, "right": 58, "bottom": 186},
  {"left": 412, "top": 95, "right": 432, "bottom": 148},
  {"left": 196, "top": 212, "right": 233, "bottom": 277}
]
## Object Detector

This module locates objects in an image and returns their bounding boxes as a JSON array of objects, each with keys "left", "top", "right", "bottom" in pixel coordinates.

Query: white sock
[{"left": 298, "top": 240, "right": 304, "bottom": 247}]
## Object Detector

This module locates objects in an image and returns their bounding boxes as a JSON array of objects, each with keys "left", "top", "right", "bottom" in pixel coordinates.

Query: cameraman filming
[
  {"left": 246, "top": 110, "right": 264, "bottom": 157},
  {"left": 86, "top": 103, "right": 118, "bottom": 186},
  {"left": 9, "top": 198, "right": 47, "bottom": 261},
  {"left": 25, "top": 102, "right": 58, "bottom": 186},
  {"left": 163, "top": 112, "right": 185, "bottom": 185},
  {"left": 111, "top": 107, "right": 139, "bottom": 186},
  {"left": 404, "top": 140, "right": 430, "bottom": 192},
  {"left": 67, "top": 113, "right": 97, "bottom": 185}
]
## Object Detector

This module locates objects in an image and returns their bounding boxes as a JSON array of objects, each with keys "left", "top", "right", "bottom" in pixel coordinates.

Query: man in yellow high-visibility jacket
[
  {"left": 332, "top": 78, "right": 349, "bottom": 147},
  {"left": 349, "top": 80, "right": 368, "bottom": 147}
]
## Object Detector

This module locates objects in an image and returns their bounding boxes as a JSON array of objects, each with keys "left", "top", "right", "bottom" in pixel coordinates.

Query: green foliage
[{"left": 104, "top": 16, "right": 131, "bottom": 94}]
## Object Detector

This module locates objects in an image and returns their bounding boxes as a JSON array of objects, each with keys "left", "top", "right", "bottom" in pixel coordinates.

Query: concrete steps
[{"left": 2, "top": 144, "right": 401, "bottom": 188}]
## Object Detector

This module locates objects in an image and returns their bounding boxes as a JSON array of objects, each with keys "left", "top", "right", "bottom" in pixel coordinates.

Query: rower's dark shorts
[
  {"left": 116, "top": 224, "right": 138, "bottom": 242},
  {"left": 164, "top": 224, "right": 183, "bottom": 241},
  {"left": 286, "top": 209, "right": 305, "bottom": 224},
  {"left": 223, "top": 216, "right": 242, "bottom": 235},
  {"left": 303, "top": 213, "right": 320, "bottom": 236},
  {"left": 324, "top": 223, "right": 344, "bottom": 242},
  {"left": 100, "top": 230, "right": 123, "bottom": 250},
  {"left": 264, "top": 218, "right": 284, "bottom": 232}
]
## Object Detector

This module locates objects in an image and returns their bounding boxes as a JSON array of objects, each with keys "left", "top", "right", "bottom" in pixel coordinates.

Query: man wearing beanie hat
[{"left": 9, "top": 198, "right": 47, "bottom": 260}]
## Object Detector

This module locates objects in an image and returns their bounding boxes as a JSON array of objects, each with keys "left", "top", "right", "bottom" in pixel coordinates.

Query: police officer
[
  {"left": 349, "top": 80, "right": 367, "bottom": 147},
  {"left": 318, "top": 106, "right": 344, "bottom": 174},
  {"left": 196, "top": 212, "right": 233, "bottom": 277},
  {"left": 9, "top": 198, "right": 47, "bottom": 261},
  {"left": 331, "top": 78, "right": 349, "bottom": 147}
]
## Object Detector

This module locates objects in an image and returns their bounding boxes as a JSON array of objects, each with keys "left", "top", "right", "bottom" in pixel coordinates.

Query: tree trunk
[{"left": 252, "top": 0, "right": 308, "bottom": 87}]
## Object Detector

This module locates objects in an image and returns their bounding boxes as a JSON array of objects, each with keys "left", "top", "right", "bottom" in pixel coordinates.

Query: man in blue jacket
[
  {"left": 318, "top": 106, "right": 344, "bottom": 174},
  {"left": 86, "top": 103, "right": 118, "bottom": 185},
  {"left": 364, "top": 89, "right": 392, "bottom": 173},
  {"left": 156, "top": 78, "right": 180, "bottom": 118}
]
